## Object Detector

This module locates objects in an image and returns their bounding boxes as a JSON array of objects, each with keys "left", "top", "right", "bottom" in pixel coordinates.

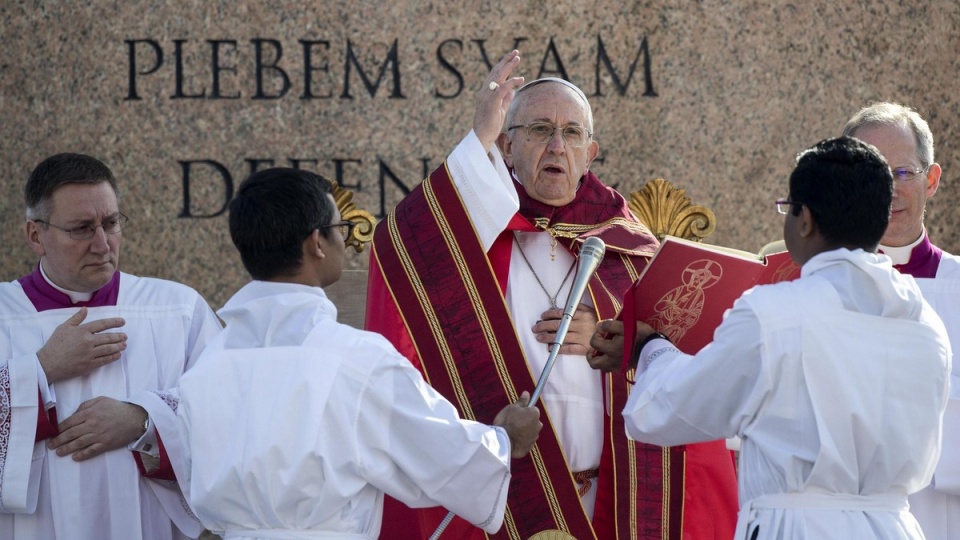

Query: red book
[{"left": 620, "top": 236, "right": 801, "bottom": 357}]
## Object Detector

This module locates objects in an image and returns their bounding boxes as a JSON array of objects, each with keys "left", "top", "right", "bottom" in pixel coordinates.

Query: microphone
[
  {"left": 428, "top": 237, "right": 606, "bottom": 540},
  {"left": 528, "top": 236, "right": 606, "bottom": 406}
]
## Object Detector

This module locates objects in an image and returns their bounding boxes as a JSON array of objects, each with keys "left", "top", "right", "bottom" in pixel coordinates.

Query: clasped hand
[{"left": 531, "top": 303, "right": 598, "bottom": 356}]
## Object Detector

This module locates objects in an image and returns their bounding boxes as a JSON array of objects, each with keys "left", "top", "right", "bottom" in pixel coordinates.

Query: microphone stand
[{"left": 429, "top": 238, "right": 606, "bottom": 540}]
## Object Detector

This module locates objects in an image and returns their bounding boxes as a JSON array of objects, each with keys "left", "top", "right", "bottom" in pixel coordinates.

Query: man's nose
[
  {"left": 546, "top": 128, "right": 566, "bottom": 153},
  {"left": 89, "top": 225, "right": 111, "bottom": 251}
]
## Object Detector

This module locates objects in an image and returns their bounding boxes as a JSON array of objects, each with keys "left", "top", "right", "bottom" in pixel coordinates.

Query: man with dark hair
[
  {"left": 843, "top": 103, "right": 960, "bottom": 540},
  {"left": 0, "top": 153, "right": 222, "bottom": 539},
  {"left": 160, "top": 167, "right": 542, "bottom": 538},
  {"left": 589, "top": 137, "right": 951, "bottom": 539},
  {"left": 367, "top": 50, "right": 737, "bottom": 539}
]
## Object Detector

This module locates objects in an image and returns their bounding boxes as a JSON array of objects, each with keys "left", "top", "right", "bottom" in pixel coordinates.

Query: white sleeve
[
  {"left": 623, "top": 299, "right": 767, "bottom": 447},
  {"left": 0, "top": 354, "right": 45, "bottom": 513},
  {"left": 357, "top": 353, "right": 512, "bottom": 534},
  {"left": 933, "top": 375, "right": 960, "bottom": 494},
  {"left": 447, "top": 130, "right": 519, "bottom": 252}
]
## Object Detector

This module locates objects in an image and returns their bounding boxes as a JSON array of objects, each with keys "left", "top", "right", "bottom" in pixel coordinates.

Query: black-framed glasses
[
  {"left": 507, "top": 122, "right": 593, "bottom": 147},
  {"left": 775, "top": 199, "right": 803, "bottom": 215},
  {"left": 34, "top": 213, "right": 129, "bottom": 240},
  {"left": 319, "top": 220, "right": 357, "bottom": 239},
  {"left": 891, "top": 165, "right": 930, "bottom": 183}
]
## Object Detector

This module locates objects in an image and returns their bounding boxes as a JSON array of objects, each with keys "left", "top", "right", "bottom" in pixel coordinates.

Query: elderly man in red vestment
[{"left": 366, "top": 50, "right": 738, "bottom": 539}]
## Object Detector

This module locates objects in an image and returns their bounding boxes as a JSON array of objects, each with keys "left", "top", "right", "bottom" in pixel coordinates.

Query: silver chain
[{"left": 513, "top": 233, "right": 576, "bottom": 309}]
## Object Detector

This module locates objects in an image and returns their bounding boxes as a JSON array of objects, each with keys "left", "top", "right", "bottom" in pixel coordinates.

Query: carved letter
[
  {"left": 125, "top": 39, "right": 163, "bottom": 101},
  {"left": 378, "top": 159, "right": 412, "bottom": 217},
  {"left": 472, "top": 38, "right": 528, "bottom": 71},
  {"left": 209, "top": 40, "right": 240, "bottom": 99},
  {"left": 594, "top": 35, "right": 657, "bottom": 97},
  {"left": 342, "top": 39, "right": 405, "bottom": 99},
  {"left": 434, "top": 39, "right": 464, "bottom": 99},
  {"left": 252, "top": 39, "right": 292, "bottom": 99},
  {"left": 536, "top": 38, "right": 570, "bottom": 81},
  {"left": 171, "top": 40, "right": 206, "bottom": 99},
  {"left": 301, "top": 40, "right": 332, "bottom": 99},
  {"left": 332, "top": 158, "right": 362, "bottom": 190},
  {"left": 178, "top": 160, "right": 233, "bottom": 218}
]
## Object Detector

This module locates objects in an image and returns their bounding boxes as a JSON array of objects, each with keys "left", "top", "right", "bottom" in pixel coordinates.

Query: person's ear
[
  {"left": 497, "top": 132, "right": 513, "bottom": 167},
  {"left": 584, "top": 139, "right": 599, "bottom": 170},
  {"left": 304, "top": 229, "right": 326, "bottom": 261},
  {"left": 25, "top": 220, "right": 46, "bottom": 258},
  {"left": 925, "top": 163, "right": 942, "bottom": 198},
  {"left": 798, "top": 205, "right": 817, "bottom": 239}
]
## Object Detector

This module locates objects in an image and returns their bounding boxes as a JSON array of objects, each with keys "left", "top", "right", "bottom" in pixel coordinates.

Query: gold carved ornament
[
  {"left": 628, "top": 178, "right": 717, "bottom": 242},
  {"left": 327, "top": 179, "right": 377, "bottom": 253}
]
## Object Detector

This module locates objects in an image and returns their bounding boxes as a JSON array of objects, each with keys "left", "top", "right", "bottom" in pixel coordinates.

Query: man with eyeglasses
[
  {"left": 367, "top": 50, "right": 738, "bottom": 539},
  {"left": 0, "top": 153, "right": 221, "bottom": 539},
  {"left": 588, "top": 137, "right": 951, "bottom": 540},
  {"left": 153, "top": 167, "right": 541, "bottom": 538},
  {"left": 844, "top": 103, "right": 960, "bottom": 540}
]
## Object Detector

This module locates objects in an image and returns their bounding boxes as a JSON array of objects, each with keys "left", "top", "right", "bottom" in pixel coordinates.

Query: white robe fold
[
  {"left": 0, "top": 273, "right": 221, "bottom": 540},
  {"left": 624, "top": 248, "right": 951, "bottom": 540},
  {"left": 171, "top": 281, "right": 513, "bottom": 539}
]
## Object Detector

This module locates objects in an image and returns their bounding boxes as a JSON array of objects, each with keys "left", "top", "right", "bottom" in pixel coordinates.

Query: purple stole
[
  {"left": 369, "top": 164, "right": 693, "bottom": 539},
  {"left": 18, "top": 264, "right": 120, "bottom": 311},
  {"left": 887, "top": 233, "right": 943, "bottom": 279}
]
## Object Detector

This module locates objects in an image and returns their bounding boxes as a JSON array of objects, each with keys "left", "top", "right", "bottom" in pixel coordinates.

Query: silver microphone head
[{"left": 580, "top": 236, "right": 606, "bottom": 268}]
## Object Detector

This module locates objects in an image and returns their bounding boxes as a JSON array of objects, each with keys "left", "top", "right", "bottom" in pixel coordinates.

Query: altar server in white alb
[
  {"left": 588, "top": 137, "right": 951, "bottom": 539},
  {"left": 843, "top": 102, "right": 960, "bottom": 540},
  {"left": 154, "top": 167, "right": 542, "bottom": 539},
  {"left": 0, "top": 153, "right": 222, "bottom": 539}
]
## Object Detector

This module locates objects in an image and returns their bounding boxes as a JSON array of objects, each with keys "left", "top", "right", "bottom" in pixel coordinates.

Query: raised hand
[
  {"left": 532, "top": 303, "right": 598, "bottom": 355},
  {"left": 474, "top": 49, "right": 525, "bottom": 152},
  {"left": 48, "top": 397, "right": 147, "bottom": 461},
  {"left": 37, "top": 307, "right": 127, "bottom": 384}
]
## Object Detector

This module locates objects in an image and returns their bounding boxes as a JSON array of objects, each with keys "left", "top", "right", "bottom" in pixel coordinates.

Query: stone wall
[{"left": 3, "top": 1, "right": 958, "bottom": 309}]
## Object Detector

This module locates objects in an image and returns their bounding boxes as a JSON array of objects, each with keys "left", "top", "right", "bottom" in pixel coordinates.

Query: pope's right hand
[
  {"left": 474, "top": 49, "right": 525, "bottom": 152},
  {"left": 37, "top": 307, "right": 127, "bottom": 384}
]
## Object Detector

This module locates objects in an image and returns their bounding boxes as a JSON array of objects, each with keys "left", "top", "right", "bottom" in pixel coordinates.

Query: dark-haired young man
[
  {"left": 0, "top": 153, "right": 222, "bottom": 539},
  {"left": 160, "top": 167, "right": 542, "bottom": 538},
  {"left": 589, "top": 137, "right": 951, "bottom": 539}
]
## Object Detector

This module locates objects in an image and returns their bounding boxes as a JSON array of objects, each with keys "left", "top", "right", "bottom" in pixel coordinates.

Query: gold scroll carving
[{"left": 628, "top": 178, "right": 717, "bottom": 242}]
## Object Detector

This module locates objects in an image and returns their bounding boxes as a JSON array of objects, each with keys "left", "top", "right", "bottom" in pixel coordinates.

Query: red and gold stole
[{"left": 370, "top": 164, "right": 688, "bottom": 539}]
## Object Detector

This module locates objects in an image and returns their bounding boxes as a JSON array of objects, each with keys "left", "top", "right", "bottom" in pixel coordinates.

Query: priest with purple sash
[
  {"left": 366, "top": 51, "right": 739, "bottom": 539},
  {"left": 0, "top": 153, "right": 221, "bottom": 539},
  {"left": 844, "top": 103, "right": 960, "bottom": 540}
]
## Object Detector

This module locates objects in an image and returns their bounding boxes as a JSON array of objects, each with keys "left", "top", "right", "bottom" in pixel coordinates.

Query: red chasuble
[{"left": 366, "top": 165, "right": 738, "bottom": 539}]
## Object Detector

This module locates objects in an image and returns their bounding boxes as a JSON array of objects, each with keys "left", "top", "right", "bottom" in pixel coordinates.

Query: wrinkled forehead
[{"left": 512, "top": 82, "right": 592, "bottom": 124}]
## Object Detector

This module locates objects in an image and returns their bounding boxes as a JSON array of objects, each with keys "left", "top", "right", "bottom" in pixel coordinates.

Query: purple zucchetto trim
[{"left": 17, "top": 264, "right": 120, "bottom": 312}]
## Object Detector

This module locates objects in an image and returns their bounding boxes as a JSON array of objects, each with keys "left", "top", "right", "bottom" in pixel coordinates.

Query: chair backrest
[{"left": 628, "top": 178, "right": 717, "bottom": 242}]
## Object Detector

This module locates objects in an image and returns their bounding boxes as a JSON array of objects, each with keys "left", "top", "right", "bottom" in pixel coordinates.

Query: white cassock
[
  {"left": 448, "top": 131, "right": 603, "bottom": 516},
  {"left": 162, "top": 280, "right": 513, "bottom": 539},
  {"left": 910, "top": 252, "right": 960, "bottom": 540},
  {"left": 622, "top": 248, "right": 951, "bottom": 540},
  {"left": 0, "top": 273, "right": 221, "bottom": 540}
]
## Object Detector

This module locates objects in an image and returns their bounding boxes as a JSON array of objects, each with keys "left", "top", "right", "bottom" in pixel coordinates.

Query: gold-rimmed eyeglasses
[{"left": 507, "top": 122, "right": 593, "bottom": 147}]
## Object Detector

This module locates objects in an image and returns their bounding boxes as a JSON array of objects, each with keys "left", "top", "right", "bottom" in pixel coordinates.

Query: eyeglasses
[
  {"left": 775, "top": 199, "right": 803, "bottom": 215},
  {"left": 319, "top": 220, "right": 357, "bottom": 240},
  {"left": 891, "top": 165, "right": 929, "bottom": 182},
  {"left": 34, "top": 213, "right": 129, "bottom": 240},
  {"left": 507, "top": 122, "right": 593, "bottom": 147}
]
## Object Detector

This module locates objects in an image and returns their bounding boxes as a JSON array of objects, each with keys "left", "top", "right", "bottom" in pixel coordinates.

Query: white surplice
[
  {"left": 0, "top": 273, "right": 221, "bottom": 540},
  {"left": 909, "top": 252, "right": 960, "bottom": 540},
  {"left": 447, "top": 131, "right": 604, "bottom": 515},
  {"left": 623, "top": 248, "right": 951, "bottom": 540},
  {"left": 167, "top": 281, "right": 513, "bottom": 539}
]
